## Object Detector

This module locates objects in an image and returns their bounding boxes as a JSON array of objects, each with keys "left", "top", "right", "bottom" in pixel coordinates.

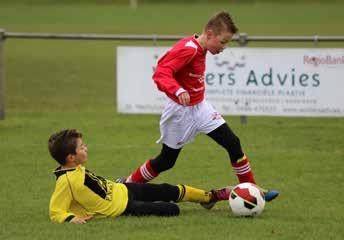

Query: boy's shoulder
[
  {"left": 175, "top": 36, "right": 199, "bottom": 49},
  {"left": 167, "top": 36, "right": 200, "bottom": 58},
  {"left": 53, "top": 166, "right": 81, "bottom": 182}
]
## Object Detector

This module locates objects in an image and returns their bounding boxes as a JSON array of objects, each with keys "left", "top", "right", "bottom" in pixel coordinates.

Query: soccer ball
[{"left": 229, "top": 182, "right": 265, "bottom": 217}]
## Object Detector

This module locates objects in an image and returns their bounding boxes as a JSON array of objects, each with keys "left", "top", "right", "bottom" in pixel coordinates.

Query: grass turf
[{"left": 0, "top": 1, "right": 344, "bottom": 239}]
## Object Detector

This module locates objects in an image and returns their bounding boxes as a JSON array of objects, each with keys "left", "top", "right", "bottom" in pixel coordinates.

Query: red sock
[
  {"left": 231, "top": 156, "right": 256, "bottom": 184},
  {"left": 126, "top": 159, "right": 159, "bottom": 183}
]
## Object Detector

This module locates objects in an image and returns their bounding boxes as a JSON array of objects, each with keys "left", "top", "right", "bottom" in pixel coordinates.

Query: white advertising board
[{"left": 117, "top": 46, "right": 344, "bottom": 117}]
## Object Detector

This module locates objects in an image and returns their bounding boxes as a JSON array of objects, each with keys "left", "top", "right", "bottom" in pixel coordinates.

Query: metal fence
[{"left": 1, "top": 29, "right": 344, "bottom": 120}]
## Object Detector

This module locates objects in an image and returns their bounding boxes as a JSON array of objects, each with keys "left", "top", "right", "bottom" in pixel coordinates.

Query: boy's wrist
[{"left": 176, "top": 88, "right": 187, "bottom": 97}]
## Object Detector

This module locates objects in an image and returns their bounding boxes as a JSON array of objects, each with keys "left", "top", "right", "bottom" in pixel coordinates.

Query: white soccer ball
[{"left": 229, "top": 182, "right": 265, "bottom": 217}]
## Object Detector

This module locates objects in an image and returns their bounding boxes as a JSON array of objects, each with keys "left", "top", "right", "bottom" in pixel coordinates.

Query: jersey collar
[
  {"left": 53, "top": 166, "right": 76, "bottom": 180},
  {"left": 193, "top": 34, "right": 207, "bottom": 54}
]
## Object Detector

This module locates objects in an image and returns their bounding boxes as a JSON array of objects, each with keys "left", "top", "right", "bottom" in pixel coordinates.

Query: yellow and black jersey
[{"left": 49, "top": 165, "right": 128, "bottom": 223}]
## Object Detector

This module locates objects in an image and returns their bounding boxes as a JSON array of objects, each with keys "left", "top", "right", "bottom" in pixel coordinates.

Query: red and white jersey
[{"left": 153, "top": 35, "right": 207, "bottom": 106}]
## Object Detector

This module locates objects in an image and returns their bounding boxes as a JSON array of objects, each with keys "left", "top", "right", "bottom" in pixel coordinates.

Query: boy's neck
[
  {"left": 196, "top": 33, "right": 207, "bottom": 50},
  {"left": 61, "top": 163, "right": 79, "bottom": 170}
]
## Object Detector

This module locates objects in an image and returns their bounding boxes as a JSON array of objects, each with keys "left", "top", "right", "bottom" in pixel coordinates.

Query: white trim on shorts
[{"left": 156, "top": 99, "right": 225, "bottom": 149}]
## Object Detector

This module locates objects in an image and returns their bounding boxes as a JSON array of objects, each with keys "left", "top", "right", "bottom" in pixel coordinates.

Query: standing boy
[
  {"left": 48, "top": 129, "right": 230, "bottom": 224},
  {"left": 120, "top": 11, "right": 278, "bottom": 201}
]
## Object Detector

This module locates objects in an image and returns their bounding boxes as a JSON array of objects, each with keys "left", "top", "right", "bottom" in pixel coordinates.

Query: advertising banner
[{"left": 117, "top": 47, "right": 344, "bottom": 117}]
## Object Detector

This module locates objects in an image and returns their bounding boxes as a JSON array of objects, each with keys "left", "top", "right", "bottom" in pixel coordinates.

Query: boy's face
[
  {"left": 206, "top": 30, "right": 233, "bottom": 55},
  {"left": 69, "top": 138, "right": 88, "bottom": 166}
]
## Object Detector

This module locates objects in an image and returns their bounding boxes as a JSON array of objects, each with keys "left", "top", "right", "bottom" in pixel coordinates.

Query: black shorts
[{"left": 122, "top": 183, "right": 180, "bottom": 216}]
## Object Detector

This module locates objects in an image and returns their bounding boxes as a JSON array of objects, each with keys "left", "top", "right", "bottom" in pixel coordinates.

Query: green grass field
[{"left": 0, "top": 1, "right": 344, "bottom": 239}]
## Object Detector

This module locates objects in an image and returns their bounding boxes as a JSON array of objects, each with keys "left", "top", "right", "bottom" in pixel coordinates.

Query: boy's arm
[
  {"left": 153, "top": 47, "right": 197, "bottom": 98},
  {"left": 49, "top": 176, "right": 77, "bottom": 223}
]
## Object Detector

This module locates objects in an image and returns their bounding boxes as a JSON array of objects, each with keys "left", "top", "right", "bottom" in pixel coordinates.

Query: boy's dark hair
[
  {"left": 48, "top": 129, "right": 82, "bottom": 165},
  {"left": 205, "top": 11, "right": 238, "bottom": 35}
]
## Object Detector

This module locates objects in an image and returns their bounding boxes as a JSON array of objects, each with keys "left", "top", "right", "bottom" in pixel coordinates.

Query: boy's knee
[
  {"left": 153, "top": 202, "right": 180, "bottom": 216},
  {"left": 171, "top": 204, "right": 180, "bottom": 216},
  {"left": 166, "top": 203, "right": 180, "bottom": 216}
]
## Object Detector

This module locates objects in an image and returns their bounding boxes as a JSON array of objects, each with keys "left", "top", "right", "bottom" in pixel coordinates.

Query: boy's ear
[
  {"left": 65, "top": 154, "right": 75, "bottom": 164},
  {"left": 205, "top": 29, "right": 214, "bottom": 39}
]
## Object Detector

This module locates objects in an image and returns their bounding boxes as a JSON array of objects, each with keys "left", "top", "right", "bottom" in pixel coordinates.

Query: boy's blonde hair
[{"left": 205, "top": 11, "right": 238, "bottom": 35}]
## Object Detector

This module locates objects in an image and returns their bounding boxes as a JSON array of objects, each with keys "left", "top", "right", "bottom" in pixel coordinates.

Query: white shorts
[{"left": 156, "top": 99, "right": 225, "bottom": 149}]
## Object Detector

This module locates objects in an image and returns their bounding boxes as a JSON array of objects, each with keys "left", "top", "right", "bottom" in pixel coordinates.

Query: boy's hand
[
  {"left": 70, "top": 215, "right": 93, "bottom": 224},
  {"left": 178, "top": 92, "right": 190, "bottom": 106}
]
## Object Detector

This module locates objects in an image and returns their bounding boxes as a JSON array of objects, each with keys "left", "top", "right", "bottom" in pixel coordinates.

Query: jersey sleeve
[
  {"left": 153, "top": 46, "right": 197, "bottom": 96},
  {"left": 49, "top": 176, "right": 76, "bottom": 223}
]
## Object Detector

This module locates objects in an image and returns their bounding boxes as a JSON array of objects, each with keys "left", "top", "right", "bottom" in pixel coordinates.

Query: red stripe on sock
[
  {"left": 231, "top": 157, "right": 256, "bottom": 184},
  {"left": 128, "top": 159, "right": 159, "bottom": 183},
  {"left": 145, "top": 160, "right": 158, "bottom": 178}
]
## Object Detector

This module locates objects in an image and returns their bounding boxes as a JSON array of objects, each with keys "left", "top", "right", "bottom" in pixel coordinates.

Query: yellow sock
[{"left": 176, "top": 184, "right": 211, "bottom": 203}]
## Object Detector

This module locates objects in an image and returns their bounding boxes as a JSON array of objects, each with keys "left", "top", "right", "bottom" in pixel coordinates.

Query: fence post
[
  {"left": 130, "top": 0, "right": 138, "bottom": 9},
  {"left": 0, "top": 29, "right": 5, "bottom": 120},
  {"left": 238, "top": 33, "right": 248, "bottom": 124}
]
